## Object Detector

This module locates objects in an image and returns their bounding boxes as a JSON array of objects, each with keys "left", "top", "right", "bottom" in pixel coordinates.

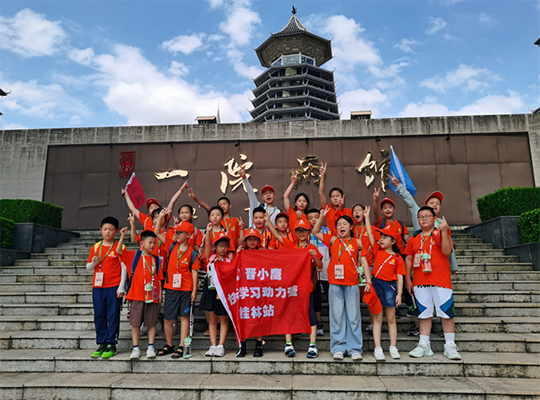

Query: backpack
[
  {"left": 124, "top": 251, "right": 160, "bottom": 296},
  {"left": 380, "top": 219, "right": 407, "bottom": 244},
  {"left": 164, "top": 243, "right": 198, "bottom": 284}
]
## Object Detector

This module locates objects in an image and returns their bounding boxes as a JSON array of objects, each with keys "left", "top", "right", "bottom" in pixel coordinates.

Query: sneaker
[
  {"left": 146, "top": 347, "right": 157, "bottom": 358},
  {"left": 235, "top": 344, "right": 247, "bottom": 358},
  {"left": 284, "top": 343, "right": 296, "bottom": 358},
  {"left": 316, "top": 322, "right": 324, "bottom": 336},
  {"left": 130, "top": 348, "right": 141, "bottom": 359},
  {"left": 374, "top": 347, "right": 386, "bottom": 361},
  {"left": 389, "top": 346, "right": 400, "bottom": 359},
  {"left": 351, "top": 352, "right": 363, "bottom": 361},
  {"left": 205, "top": 345, "right": 217, "bottom": 357},
  {"left": 101, "top": 344, "right": 117, "bottom": 359},
  {"left": 332, "top": 351, "right": 344, "bottom": 360},
  {"left": 306, "top": 345, "right": 318, "bottom": 359},
  {"left": 214, "top": 345, "right": 226, "bottom": 357},
  {"left": 407, "top": 322, "right": 419, "bottom": 336},
  {"left": 409, "top": 343, "right": 433, "bottom": 358},
  {"left": 91, "top": 344, "right": 106, "bottom": 358},
  {"left": 253, "top": 343, "right": 263, "bottom": 357},
  {"left": 444, "top": 343, "right": 462, "bottom": 360}
]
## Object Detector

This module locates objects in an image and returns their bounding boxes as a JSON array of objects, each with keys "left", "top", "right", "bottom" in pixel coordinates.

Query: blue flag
[{"left": 388, "top": 145, "right": 417, "bottom": 198}]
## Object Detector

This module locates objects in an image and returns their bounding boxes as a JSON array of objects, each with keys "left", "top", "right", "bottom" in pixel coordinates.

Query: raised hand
[
  {"left": 390, "top": 172, "right": 401, "bottom": 188},
  {"left": 438, "top": 216, "right": 449, "bottom": 233},
  {"left": 92, "top": 255, "right": 99, "bottom": 264},
  {"left": 320, "top": 162, "right": 327, "bottom": 177},
  {"left": 127, "top": 213, "right": 135, "bottom": 225},
  {"left": 173, "top": 216, "right": 180, "bottom": 226},
  {"left": 206, "top": 222, "right": 213, "bottom": 231},
  {"left": 188, "top": 188, "right": 196, "bottom": 200},
  {"left": 120, "top": 227, "right": 128, "bottom": 235},
  {"left": 373, "top": 187, "right": 380, "bottom": 202},
  {"left": 291, "top": 171, "right": 299, "bottom": 184},
  {"left": 320, "top": 206, "right": 330, "bottom": 218},
  {"left": 239, "top": 165, "right": 247, "bottom": 180},
  {"left": 363, "top": 206, "right": 371, "bottom": 218},
  {"left": 121, "top": 188, "right": 126, "bottom": 195},
  {"left": 180, "top": 180, "right": 189, "bottom": 192},
  {"left": 238, "top": 217, "right": 245, "bottom": 230}
]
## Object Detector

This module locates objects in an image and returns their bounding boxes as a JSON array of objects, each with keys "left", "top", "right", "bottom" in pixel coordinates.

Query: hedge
[
  {"left": 0, "top": 217, "right": 15, "bottom": 249},
  {"left": 476, "top": 187, "right": 540, "bottom": 222},
  {"left": 0, "top": 199, "right": 63, "bottom": 229},
  {"left": 518, "top": 209, "right": 540, "bottom": 244}
]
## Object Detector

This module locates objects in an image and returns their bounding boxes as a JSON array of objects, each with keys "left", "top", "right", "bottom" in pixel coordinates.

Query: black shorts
[
  {"left": 164, "top": 289, "right": 192, "bottom": 320},
  {"left": 199, "top": 282, "right": 227, "bottom": 316},
  {"left": 309, "top": 291, "right": 316, "bottom": 326}
]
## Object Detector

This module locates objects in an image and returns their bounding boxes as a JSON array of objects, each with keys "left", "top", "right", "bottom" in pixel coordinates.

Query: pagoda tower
[{"left": 249, "top": 8, "right": 340, "bottom": 122}]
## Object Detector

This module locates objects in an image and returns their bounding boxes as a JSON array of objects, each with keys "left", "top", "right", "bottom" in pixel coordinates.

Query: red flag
[
  {"left": 214, "top": 249, "right": 312, "bottom": 343},
  {"left": 125, "top": 173, "right": 146, "bottom": 210}
]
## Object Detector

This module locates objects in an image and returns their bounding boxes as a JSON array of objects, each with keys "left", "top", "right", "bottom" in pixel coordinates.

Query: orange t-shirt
[
  {"left": 322, "top": 233, "right": 360, "bottom": 286},
  {"left": 355, "top": 225, "right": 378, "bottom": 268},
  {"left": 243, "top": 228, "right": 273, "bottom": 249},
  {"left": 163, "top": 242, "right": 199, "bottom": 292},
  {"left": 207, "top": 227, "right": 235, "bottom": 253},
  {"left": 376, "top": 219, "right": 409, "bottom": 253},
  {"left": 287, "top": 205, "right": 308, "bottom": 226},
  {"left": 123, "top": 250, "right": 165, "bottom": 303},
  {"left": 139, "top": 211, "right": 171, "bottom": 230},
  {"left": 87, "top": 241, "right": 125, "bottom": 288},
  {"left": 270, "top": 232, "right": 297, "bottom": 250},
  {"left": 404, "top": 229, "right": 453, "bottom": 289},
  {"left": 323, "top": 203, "right": 353, "bottom": 236},
  {"left": 370, "top": 246, "right": 406, "bottom": 282},
  {"left": 221, "top": 217, "right": 239, "bottom": 250}
]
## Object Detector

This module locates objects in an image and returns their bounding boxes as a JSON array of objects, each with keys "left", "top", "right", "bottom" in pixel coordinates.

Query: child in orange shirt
[
  {"left": 318, "top": 162, "right": 353, "bottom": 236},
  {"left": 363, "top": 225, "right": 406, "bottom": 361},
  {"left": 153, "top": 213, "right": 199, "bottom": 359},
  {"left": 372, "top": 188, "right": 409, "bottom": 253},
  {"left": 86, "top": 216, "right": 127, "bottom": 359},
  {"left": 269, "top": 212, "right": 294, "bottom": 250},
  {"left": 283, "top": 172, "right": 310, "bottom": 225},
  {"left": 116, "top": 229, "right": 164, "bottom": 360},
  {"left": 312, "top": 208, "right": 363, "bottom": 361}
]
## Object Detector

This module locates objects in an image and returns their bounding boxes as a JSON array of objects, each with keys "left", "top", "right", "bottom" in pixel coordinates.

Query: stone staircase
[{"left": 1, "top": 230, "right": 539, "bottom": 399}]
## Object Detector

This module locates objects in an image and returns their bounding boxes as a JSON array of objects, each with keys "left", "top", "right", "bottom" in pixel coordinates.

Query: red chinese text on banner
[
  {"left": 119, "top": 151, "right": 135, "bottom": 178},
  {"left": 213, "top": 249, "right": 312, "bottom": 343},
  {"left": 125, "top": 173, "right": 146, "bottom": 210}
]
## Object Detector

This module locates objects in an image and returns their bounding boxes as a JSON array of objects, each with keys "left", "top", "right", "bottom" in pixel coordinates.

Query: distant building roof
[
  {"left": 195, "top": 116, "right": 218, "bottom": 124},
  {"left": 274, "top": 14, "right": 307, "bottom": 36}
]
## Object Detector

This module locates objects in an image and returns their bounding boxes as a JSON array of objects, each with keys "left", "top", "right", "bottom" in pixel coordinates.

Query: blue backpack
[
  {"left": 165, "top": 243, "right": 198, "bottom": 284},
  {"left": 124, "top": 251, "right": 160, "bottom": 296}
]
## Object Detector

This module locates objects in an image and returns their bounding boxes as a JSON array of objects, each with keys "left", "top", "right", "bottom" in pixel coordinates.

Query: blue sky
[{"left": 1, "top": 0, "right": 539, "bottom": 130}]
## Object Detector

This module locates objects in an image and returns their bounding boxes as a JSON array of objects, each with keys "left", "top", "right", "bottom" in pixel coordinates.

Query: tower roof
[{"left": 254, "top": 10, "right": 333, "bottom": 68}]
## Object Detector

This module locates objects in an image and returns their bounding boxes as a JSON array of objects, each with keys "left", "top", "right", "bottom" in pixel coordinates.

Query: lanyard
[
  {"left": 373, "top": 253, "right": 394, "bottom": 279},
  {"left": 98, "top": 241, "right": 115, "bottom": 271},
  {"left": 158, "top": 239, "right": 162, "bottom": 256},
  {"left": 266, "top": 206, "right": 277, "bottom": 219},
  {"left": 420, "top": 233, "right": 433, "bottom": 256},
  {"left": 310, "top": 233, "right": 320, "bottom": 248},
  {"left": 355, "top": 225, "right": 366, "bottom": 239},
  {"left": 338, "top": 238, "right": 352, "bottom": 263},
  {"left": 143, "top": 255, "right": 156, "bottom": 284},
  {"left": 297, "top": 242, "right": 308, "bottom": 249},
  {"left": 176, "top": 244, "right": 188, "bottom": 274},
  {"left": 223, "top": 218, "right": 232, "bottom": 233}
]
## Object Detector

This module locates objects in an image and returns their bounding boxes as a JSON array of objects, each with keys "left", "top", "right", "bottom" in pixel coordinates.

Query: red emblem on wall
[{"left": 119, "top": 151, "right": 135, "bottom": 178}]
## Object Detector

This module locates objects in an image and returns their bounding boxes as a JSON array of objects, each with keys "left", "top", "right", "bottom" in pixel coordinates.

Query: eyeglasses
[{"left": 417, "top": 215, "right": 433, "bottom": 221}]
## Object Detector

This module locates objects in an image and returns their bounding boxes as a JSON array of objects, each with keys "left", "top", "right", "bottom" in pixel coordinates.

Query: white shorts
[{"left": 413, "top": 286, "right": 455, "bottom": 319}]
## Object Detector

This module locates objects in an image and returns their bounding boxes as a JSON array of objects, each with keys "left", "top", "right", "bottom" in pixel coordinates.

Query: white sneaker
[
  {"left": 129, "top": 348, "right": 140, "bottom": 359},
  {"left": 146, "top": 347, "right": 156, "bottom": 358},
  {"left": 389, "top": 346, "right": 401, "bottom": 359},
  {"left": 444, "top": 343, "right": 462, "bottom": 360},
  {"left": 214, "top": 345, "right": 225, "bottom": 357},
  {"left": 374, "top": 347, "right": 386, "bottom": 361},
  {"left": 205, "top": 345, "right": 217, "bottom": 357},
  {"left": 333, "top": 351, "right": 344, "bottom": 360},
  {"left": 409, "top": 342, "right": 434, "bottom": 358},
  {"left": 351, "top": 352, "right": 363, "bottom": 361}
]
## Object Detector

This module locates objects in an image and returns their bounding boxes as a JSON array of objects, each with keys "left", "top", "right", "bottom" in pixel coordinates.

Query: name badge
[
  {"left": 413, "top": 253, "right": 421, "bottom": 268},
  {"left": 144, "top": 283, "right": 154, "bottom": 303},
  {"left": 94, "top": 272, "right": 104, "bottom": 287},
  {"left": 173, "top": 274, "right": 182, "bottom": 288},
  {"left": 159, "top": 256, "right": 164, "bottom": 267},
  {"left": 334, "top": 264, "right": 345, "bottom": 279}
]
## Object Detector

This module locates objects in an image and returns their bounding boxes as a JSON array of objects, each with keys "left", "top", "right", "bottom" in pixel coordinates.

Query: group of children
[{"left": 87, "top": 163, "right": 462, "bottom": 362}]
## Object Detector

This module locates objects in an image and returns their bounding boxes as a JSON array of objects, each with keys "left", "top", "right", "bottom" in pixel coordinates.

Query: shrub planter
[
  {"left": 12, "top": 223, "right": 79, "bottom": 254},
  {"left": 465, "top": 216, "right": 521, "bottom": 248}
]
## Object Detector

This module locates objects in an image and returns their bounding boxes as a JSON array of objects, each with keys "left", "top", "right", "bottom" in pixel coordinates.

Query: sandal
[
  {"left": 157, "top": 344, "right": 174, "bottom": 356},
  {"left": 171, "top": 346, "right": 184, "bottom": 359}
]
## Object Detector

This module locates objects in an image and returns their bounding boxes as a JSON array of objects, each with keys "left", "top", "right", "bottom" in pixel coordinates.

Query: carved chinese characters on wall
[
  {"left": 291, "top": 155, "right": 322, "bottom": 188},
  {"left": 357, "top": 150, "right": 390, "bottom": 192},
  {"left": 221, "top": 154, "right": 256, "bottom": 194}
]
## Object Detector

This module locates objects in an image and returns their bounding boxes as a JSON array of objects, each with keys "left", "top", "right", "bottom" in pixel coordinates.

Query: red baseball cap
[
  {"left": 260, "top": 185, "right": 275, "bottom": 194},
  {"left": 145, "top": 197, "right": 161, "bottom": 210},
  {"left": 293, "top": 217, "right": 310, "bottom": 230},
  {"left": 174, "top": 221, "right": 194, "bottom": 235},
  {"left": 245, "top": 228, "right": 261, "bottom": 240},
  {"left": 275, "top": 211, "right": 289, "bottom": 221},
  {"left": 214, "top": 231, "right": 231, "bottom": 243},
  {"left": 380, "top": 198, "right": 395, "bottom": 208},
  {"left": 376, "top": 225, "right": 400, "bottom": 241},
  {"left": 425, "top": 191, "right": 444, "bottom": 205}
]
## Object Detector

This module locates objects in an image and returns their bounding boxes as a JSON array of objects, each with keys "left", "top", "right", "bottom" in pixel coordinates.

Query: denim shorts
[{"left": 372, "top": 277, "right": 397, "bottom": 308}]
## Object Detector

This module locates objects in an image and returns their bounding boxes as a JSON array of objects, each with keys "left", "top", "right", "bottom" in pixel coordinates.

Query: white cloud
[
  {"left": 208, "top": 0, "right": 225, "bottom": 9},
  {"left": 478, "top": 13, "right": 497, "bottom": 27},
  {"left": 339, "top": 88, "right": 388, "bottom": 119},
  {"left": 395, "top": 38, "right": 421, "bottom": 53},
  {"left": 68, "top": 47, "right": 95, "bottom": 65},
  {"left": 91, "top": 44, "right": 252, "bottom": 124},
  {"left": 1, "top": 123, "right": 28, "bottom": 130},
  {"left": 421, "top": 64, "right": 500, "bottom": 93},
  {"left": 168, "top": 61, "right": 189, "bottom": 76},
  {"left": 0, "top": 8, "right": 66, "bottom": 57},
  {"left": 0, "top": 79, "right": 91, "bottom": 122},
  {"left": 161, "top": 33, "right": 205, "bottom": 55},
  {"left": 219, "top": 3, "right": 261, "bottom": 46},
  {"left": 399, "top": 91, "right": 524, "bottom": 117},
  {"left": 426, "top": 17, "right": 447, "bottom": 35}
]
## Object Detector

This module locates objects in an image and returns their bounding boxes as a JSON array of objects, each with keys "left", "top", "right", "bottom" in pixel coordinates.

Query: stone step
[
  {"left": 457, "top": 263, "right": 534, "bottom": 272},
  {"left": 452, "top": 281, "right": 540, "bottom": 291},
  {"left": 0, "top": 274, "right": 91, "bottom": 283},
  {"left": 456, "top": 255, "right": 520, "bottom": 263},
  {"left": 2, "top": 372, "right": 539, "bottom": 400},
  {"left": 1, "top": 314, "right": 538, "bottom": 333},
  {"left": 28, "top": 253, "right": 89, "bottom": 260},
  {"left": 0, "top": 266, "right": 92, "bottom": 275},
  {"left": 452, "top": 271, "right": 540, "bottom": 282},
  {"left": 454, "top": 249, "right": 506, "bottom": 256},
  {"left": 0, "top": 283, "right": 93, "bottom": 293},
  {"left": 0, "top": 349, "right": 539, "bottom": 380}
]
